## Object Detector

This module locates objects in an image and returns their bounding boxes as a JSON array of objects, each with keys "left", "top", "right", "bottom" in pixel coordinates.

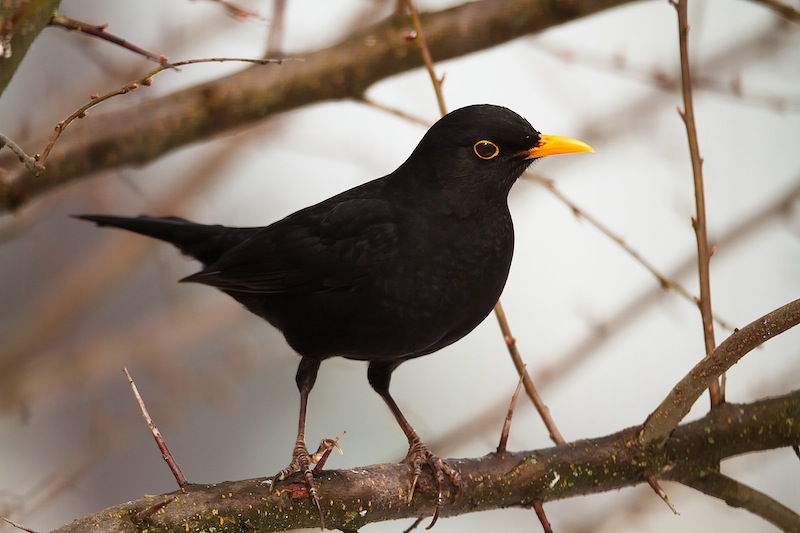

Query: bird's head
[{"left": 401, "top": 104, "right": 593, "bottom": 198}]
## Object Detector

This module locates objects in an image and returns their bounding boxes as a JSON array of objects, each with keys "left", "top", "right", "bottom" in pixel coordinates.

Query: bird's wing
[{"left": 181, "top": 197, "right": 400, "bottom": 294}]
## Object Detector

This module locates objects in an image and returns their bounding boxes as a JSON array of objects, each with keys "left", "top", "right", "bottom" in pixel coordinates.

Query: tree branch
[
  {"left": 681, "top": 472, "right": 800, "bottom": 532},
  {"left": 672, "top": 0, "right": 721, "bottom": 406},
  {"left": 640, "top": 297, "right": 800, "bottom": 447},
  {"left": 50, "top": 391, "right": 800, "bottom": 532},
  {"left": 0, "top": 0, "right": 61, "bottom": 98},
  {"left": 0, "top": 0, "right": 633, "bottom": 212}
]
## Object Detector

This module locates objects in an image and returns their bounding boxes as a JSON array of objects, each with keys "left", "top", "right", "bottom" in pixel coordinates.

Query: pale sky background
[{"left": 1, "top": 1, "right": 799, "bottom": 532}]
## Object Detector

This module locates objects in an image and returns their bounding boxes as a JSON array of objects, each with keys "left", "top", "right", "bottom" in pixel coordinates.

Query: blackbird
[{"left": 76, "top": 104, "right": 592, "bottom": 527}]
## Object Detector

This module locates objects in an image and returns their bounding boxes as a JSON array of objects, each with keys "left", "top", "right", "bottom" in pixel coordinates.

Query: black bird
[{"left": 76, "top": 104, "right": 592, "bottom": 527}]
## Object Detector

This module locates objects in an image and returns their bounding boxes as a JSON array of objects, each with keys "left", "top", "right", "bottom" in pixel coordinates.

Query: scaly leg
[
  {"left": 368, "top": 361, "right": 461, "bottom": 528},
  {"left": 275, "top": 357, "right": 325, "bottom": 528}
]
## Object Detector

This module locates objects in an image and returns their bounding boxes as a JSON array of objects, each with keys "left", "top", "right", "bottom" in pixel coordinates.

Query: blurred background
[{"left": 1, "top": 0, "right": 799, "bottom": 531}]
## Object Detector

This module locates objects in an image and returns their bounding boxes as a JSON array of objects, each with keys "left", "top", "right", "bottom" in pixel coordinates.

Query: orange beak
[{"left": 522, "top": 134, "right": 594, "bottom": 160}]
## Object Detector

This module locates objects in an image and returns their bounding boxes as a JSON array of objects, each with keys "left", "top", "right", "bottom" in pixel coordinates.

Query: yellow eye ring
[{"left": 473, "top": 140, "right": 500, "bottom": 160}]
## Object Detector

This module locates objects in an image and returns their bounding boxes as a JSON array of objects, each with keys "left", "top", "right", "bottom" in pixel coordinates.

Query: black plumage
[{"left": 76, "top": 104, "right": 592, "bottom": 527}]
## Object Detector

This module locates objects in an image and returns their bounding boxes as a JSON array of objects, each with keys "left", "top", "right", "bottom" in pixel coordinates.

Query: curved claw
[
  {"left": 274, "top": 441, "right": 325, "bottom": 530},
  {"left": 404, "top": 439, "right": 462, "bottom": 529}
]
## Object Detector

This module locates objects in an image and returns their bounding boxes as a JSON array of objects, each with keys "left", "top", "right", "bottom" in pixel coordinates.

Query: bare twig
[
  {"left": 497, "top": 368, "right": 525, "bottom": 453},
  {"left": 646, "top": 475, "right": 679, "bottom": 515},
  {"left": 311, "top": 432, "right": 346, "bottom": 476},
  {"left": 123, "top": 367, "right": 188, "bottom": 487},
  {"left": 357, "top": 96, "right": 431, "bottom": 127},
  {"left": 403, "top": 0, "right": 447, "bottom": 116},
  {"left": 639, "top": 297, "right": 800, "bottom": 446},
  {"left": 34, "top": 56, "right": 292, "bottom": 171},
  {"left": 533, "top": 501, "right": 553, "bottom": 533},
  {"left": 672, "top": 0, "right": 722, "bottom": 406},
  {"left": 494, "top": 301, "right": 566, "bottom": 445},
  {"left": 526, "top": 172, "right": 735, "bottom": 332},
  {"left": 50, "top": 14, "right": 176, "bottom": 69},
  {"left": 1, "top": 517, "right": 40, "bottom": 533},
  {"left": 0, "top": 131, "right": 38, "bottom": 174},
  {"left": 682, "top": 471, "right": 800, "bottom": 531}
]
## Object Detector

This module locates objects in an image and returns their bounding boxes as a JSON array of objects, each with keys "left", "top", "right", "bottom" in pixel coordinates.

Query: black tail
[{"left": 74, "top": 214, "right": 259, "bottom": 266}]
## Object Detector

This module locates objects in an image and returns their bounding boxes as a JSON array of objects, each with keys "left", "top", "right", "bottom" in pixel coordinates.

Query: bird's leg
[
  {"left": 368, "top": 362, "right": 461, "bottom": 528},
  {"left": 275, "top": 357, "right": 325, "bottom": 528}
]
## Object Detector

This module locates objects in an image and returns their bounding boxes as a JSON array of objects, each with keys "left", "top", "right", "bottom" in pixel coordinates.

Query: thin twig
[
  {"left": 0, "top": 131, "right": 39, "bottom": 174},
  {"left": 404, "top": 0, "right": 447, "bottom": 116},
  {"left": 50, "top": 14, "right": 176, "bottom": 69},
  {"left": 34, "top": 57, "right": 292, "bottom": 170},
  {"left": 311, "top": 432, "right": 346, "bottom": 476},
  {"left": 357, "top": 96, "right": 431, "bottom": 127},
  {"left": 494, "top": 301, "right": 566, "bottom": 445},
  {"left": 672, "top": 0, "right": 722, "bottom": 406},
  {"left": 526, "top": 172, "right": 735, "bottom": 333},
  {"left": 533, "top": 501, "right": 553, "bottom": 533},
  {"left": 1, "top": 517, "right": 40, "bottom": 533},
  {"left": 123, "top": 367, "right": 188, "bottom": 487},
  {"left": 646, "top": 475, "right": 679, "bottom": 515},
  {"left": 497, "top": 368, "right": 526, "bottom": 453}
]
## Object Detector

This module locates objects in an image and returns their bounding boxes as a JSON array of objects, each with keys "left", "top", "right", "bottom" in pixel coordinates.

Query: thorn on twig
[
  {"left": 647, "top": 475, "right": 679, "bottom": 515},
  {"left": 497, "top": 367, "right": 525, "bottom": 453},
  {"left": 123, "top": 367, "right": 188, "bottom": 487},
  {"left": 532, "top": 501, "right": 553, "bottom": 533},
  {"left": 50, "top": 14, "right": 177, "bottom": 69}
]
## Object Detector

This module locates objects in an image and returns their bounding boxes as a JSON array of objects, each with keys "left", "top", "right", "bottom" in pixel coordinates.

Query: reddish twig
[
  {"left": 671, "top": 0, "right": 722, "bottom": 407},
  {"left": 646, "top": 475, "right": 679, "bottom": 515},
  {"left": 497, "top": 367, "right": 525, "bottom": 453},
  {"left": 123, "top": 367, "right": 188, "bottom": 487},
  {"left": 50, "top": 14, "right": 176, "bottom": 69},
  {"left": 33, "top": 56, "right": 292, "bottom": 172},
  {"left": 311, "top": 432, "right": 346, "bottom": 476},
  {"left": 533, "top": 501, "right": 553, "bottom": 533},
  {"left": 494, "top": 301, "right": 566, "bottom": 445}
]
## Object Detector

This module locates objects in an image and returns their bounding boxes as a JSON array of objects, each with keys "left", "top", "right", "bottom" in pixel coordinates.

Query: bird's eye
[{"left": 473, "top": 140, "right": 500, "bottom": 160}]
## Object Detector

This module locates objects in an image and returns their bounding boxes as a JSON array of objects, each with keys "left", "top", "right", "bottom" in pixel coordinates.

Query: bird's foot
[
  {"left": 404, "top": 438, "right": 462, "bottom": 529},
  {"left": 273, "top": 435, "right": 341, "bottom": 530}
]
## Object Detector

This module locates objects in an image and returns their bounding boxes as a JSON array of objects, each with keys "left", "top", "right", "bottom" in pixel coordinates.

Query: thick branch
[
  {"left": 51, "top": 391, "right": 800, "bottom": 532},
  {"left": 0, "top": 0, "right": 61, "bottom": 97},
  {"left": 0, "top": 0, "right": 633, "bottom": 212},
  {"left": 640, "top": 297, "right": 800, "bottom": 446}
]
